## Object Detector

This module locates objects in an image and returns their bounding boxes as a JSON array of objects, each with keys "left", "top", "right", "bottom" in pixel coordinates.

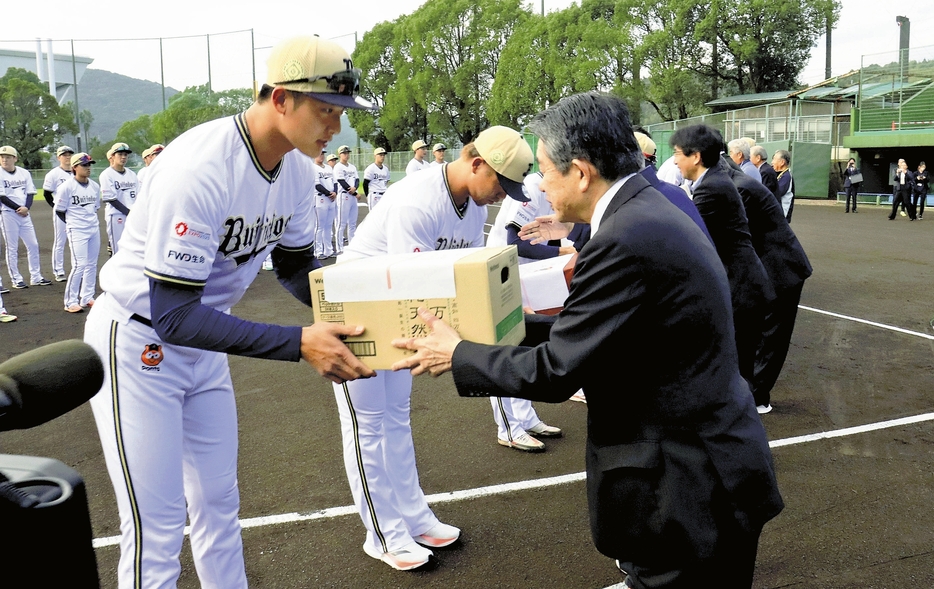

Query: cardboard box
[
  {"left": 309, "top": 246, "right": 525, "bottom": 369},
  {"left": 518, "top": 253, "right": 577, "bottom": 315}
]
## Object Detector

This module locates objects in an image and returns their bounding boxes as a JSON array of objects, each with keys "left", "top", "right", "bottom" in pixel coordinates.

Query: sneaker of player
[
  {"left": 363, "top": 541, "right": 433, "bottom": 571},
  {"left": 262, "top": 258, "right": 274, "bottom": 271},
  {"left": 0, "top": 311, "right": 17, "bottom": 323},
  {"left": 12, "top": 281, "right": 27, "bottom": 289},
  {"left": 900, "top": 210, "right": 907, "bottom": 217},
  {"left": 756, "top": 404, "right": 773, "bottom": 415},
  {"left": 569, "top": 389, "right": 587, "bottom": 403},
  {"left": 498, "top": 432, "right": 545, "bottom": 452},
  {"left": 83, "top": 299, "right": 95, "bottom": 308},
  {"left": 65, "top": 304, "right": 84, "bottom": 313},
  {"left": 31, "top": 278, "right": 52, "bottom": 286},
  {"left": 0, "top": 286, "right": 9, "bottom": 295},
  {"left": 527, "top": 421, "right": 562, "bottom": 438},
  {"left": 414, "top": 522, "right": 461, "bottom": 548},
  {"left": 54, "top": 274, "right": 67, "bottom": 282}
]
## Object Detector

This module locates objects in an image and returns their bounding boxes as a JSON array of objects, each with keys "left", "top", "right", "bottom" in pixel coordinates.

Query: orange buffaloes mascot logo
[{"left": 141, "top": 344, "right": 164, "bottom": 367}]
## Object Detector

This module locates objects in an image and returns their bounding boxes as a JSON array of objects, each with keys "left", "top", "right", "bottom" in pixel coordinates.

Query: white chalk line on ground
[
  {"left": 91, "top": 413, "right": 934, "bottom": 549},
  {"left": 799, "top": 304, "right": 934, "bottom": 341}
]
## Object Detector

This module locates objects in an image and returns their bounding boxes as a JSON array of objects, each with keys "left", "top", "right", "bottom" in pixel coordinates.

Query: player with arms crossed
[
  {"left": 333, "top": 145, "right": 360, "bottom": 252},
  {"left": 0, "top": 145, "right": 52, "bottom": 288},
  {"left": 55, "top": 153, "right": 101, "bottom": 313},
  {"left": 43, "top": 145, "right": 75, "bottom": 282},
  {"left": 334, "top": 126, "right": 534, "bottom": 571},
  {"left": 99, "top": 142, "right": 139, "bottom": 255},
  {"left": 312, "top": 149, "right": 338, "bottom": 259},
  {"left": 84, "top": 36, "right": 376, "bottom": 589},
  {"left": 362, "top": 147, "right": 390, "bottom": 210}
]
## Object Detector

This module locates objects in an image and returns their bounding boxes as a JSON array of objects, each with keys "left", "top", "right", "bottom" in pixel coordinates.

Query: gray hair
[
  {"left": 750, "top": 145, "right": 768, "bottom": 161},
  {"left": 773, "top": 149, "right": 791, "bottom": 166},
  {"left": 528, "top": 92, "right": 642, "bottom": 181},
  {"left": 727, "top": 139, "right": 750, "bottom": 161}
]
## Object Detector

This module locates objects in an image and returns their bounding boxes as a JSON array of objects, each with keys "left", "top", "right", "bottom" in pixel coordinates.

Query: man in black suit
[
  {"left": 392, "top": 93, "right": 783, "bottom": 589},
  {"left": 751, "top": 145, "right": 778, "bottom": 195},
  {"left": 721, "top": 157, "right": 812, "bottom": 413},
  {"left": 670, "top": 125, "right": 775, "bottom": 389}
]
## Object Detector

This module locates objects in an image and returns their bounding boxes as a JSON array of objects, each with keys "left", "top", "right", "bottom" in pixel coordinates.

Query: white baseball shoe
[
  {"left": 0, "top": 311, "right": 17, "bottom": 323},
  {"left": 363, "top": 541, "right": 433, "bottom": 571},
  {"left": 527, "top": 421, "right": 562, "bottom": 438},
  {"left": 414, "top": 522, "right": 460, "bottom": 548},
  {"left": 498, "top": 432, "right": 545, "bottom": 452}
]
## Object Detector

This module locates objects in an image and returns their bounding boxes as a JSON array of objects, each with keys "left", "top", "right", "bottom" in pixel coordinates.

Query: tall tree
[
  {"left": 0, "top": 68, "right": 78, "bottom": 169},
  {"left": 698, "top": 0, "right": 841, "bottom": 94}
]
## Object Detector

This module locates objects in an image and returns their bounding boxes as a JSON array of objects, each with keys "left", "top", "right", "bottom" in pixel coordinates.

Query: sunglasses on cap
[{"left": 274, "top": 68, "right": 362, "bottom": 97}]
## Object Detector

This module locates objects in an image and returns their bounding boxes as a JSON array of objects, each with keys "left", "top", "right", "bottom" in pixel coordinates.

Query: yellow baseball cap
[
  {"left": 634, "top": 132, "right": 656, "bottom": 158},
  {"left": 266, "top": 36, "right": 373, "bottom": 110},
  {"left": 374, "top": 147, "right": 387, "bottom": 156},
  {"left": 411, "top": 140, "right": 428, "bottom": 151},
  {"left": 0, "top": 146, "right": 19, "bottom": 158},
  {"left": 473, "top": 126, "right": 534, "bottom": 202},
  {"left": 326, "top": 153, "right": 338, "bottom": 162}
]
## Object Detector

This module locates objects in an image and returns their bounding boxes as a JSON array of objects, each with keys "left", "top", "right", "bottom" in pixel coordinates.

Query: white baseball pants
[{"left": 86, "top": 297, "right": 247, "bottom": 589}]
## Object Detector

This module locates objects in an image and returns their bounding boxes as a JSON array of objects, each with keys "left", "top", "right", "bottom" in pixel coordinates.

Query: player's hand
[
  {"left": 390, "top": 307, "right": 461, "bottom": 377},
  {"left": 558, "top": 245, "right": 577, "bottom": 256},
  {"left": 16, "top": 206, "right": 28, "bottom": 217},
  {"left": 301, "top": 323, "right": 376, "bottom": 383},
  {"left": 329, "top": 192, "right": 337, "bottom": 201},
  {"left": 519, "top": 215, "right": 572, "bottom": 245}
]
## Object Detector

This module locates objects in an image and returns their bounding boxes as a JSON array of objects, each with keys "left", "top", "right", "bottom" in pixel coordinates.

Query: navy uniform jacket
[
  {"left": 758, "top": 162, "right": 779, "bottom": 195},
  {"left": 720, "top": 159, "right": 812, "bottom": 292},
  {"left": 451, "top": 174, "right": 783, "bottom": 565}
]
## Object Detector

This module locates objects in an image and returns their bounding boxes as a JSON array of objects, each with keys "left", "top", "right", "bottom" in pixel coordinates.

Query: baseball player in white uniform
[
  {"left": 362, "top": 147, "right": 390, "bottom": 210},
  {"left": 485, "top": 171, "right": 572, "bottom": 451},
  {"left": 0, "top": 145, "right": 52, "bottom": 288},
  {"left": 313, "top": 150, "right": 338, "bottom": 259},
  {"left": 430, "top": 142, "right": 446, "bottom": 166},
  {"left": 333, "top": 145, "right": 360, "bottom": 252},
  {"left": 99, "top": 142, "right": 139, "bottom": 256},
  {"left": 42, "top": 145, "right": 75, "bottom": 282},
  {"left": 334, "top": 126, "right": 533, "bottom": 572},
  {"left": 405, "top": 140, "right": 431, "bottom": 175},
  {"left": 55, "top": 153, "right": 101, "bottom": 313},
  {"left": 83, "top": 36, "right": 375, "bottom": 589}
]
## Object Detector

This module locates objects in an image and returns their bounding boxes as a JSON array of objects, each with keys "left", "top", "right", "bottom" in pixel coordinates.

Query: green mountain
[{"left": 78, "top": 68, "right": 178, "bottom": 145}]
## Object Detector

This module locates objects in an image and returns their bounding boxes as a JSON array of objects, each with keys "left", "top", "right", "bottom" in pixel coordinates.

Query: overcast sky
[{"left": 4, "top": 0, "right": 932, "bottom": 92}]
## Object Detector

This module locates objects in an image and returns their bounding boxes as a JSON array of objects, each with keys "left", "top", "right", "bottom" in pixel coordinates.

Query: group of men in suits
[
  {"left": 669, "top": 125, "right": 812, "bottom": 414},
  {"left": 391, "top": 93, "right": 788, "bottom": 589}
]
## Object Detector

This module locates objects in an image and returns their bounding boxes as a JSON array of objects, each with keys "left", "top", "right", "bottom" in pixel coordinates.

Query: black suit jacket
[
  {"left": 721, "top": 160, "right": 812, "bottom": 292},
  {"left": 452, "top": 174, "right": 783, "bottom": 566},
  {"left": 758, "top": 162, "right": 778, "bottom": 195},
  {"left": 691, "top": 165, "right": 775, "bottom": 313}
]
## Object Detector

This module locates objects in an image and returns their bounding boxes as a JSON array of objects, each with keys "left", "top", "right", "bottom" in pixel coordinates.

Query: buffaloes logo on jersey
[{"left": 141, "top": 343, "right": 164, "bottom": 370}]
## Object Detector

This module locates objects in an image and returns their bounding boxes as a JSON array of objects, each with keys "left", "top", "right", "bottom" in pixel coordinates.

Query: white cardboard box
[{"left": 310, "top": 247, "right": 525, "bottom": 369}]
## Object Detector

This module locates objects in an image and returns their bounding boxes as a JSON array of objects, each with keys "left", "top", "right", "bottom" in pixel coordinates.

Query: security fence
[{"left": 856, "top": 44, "right": 934, "bottom": 133}]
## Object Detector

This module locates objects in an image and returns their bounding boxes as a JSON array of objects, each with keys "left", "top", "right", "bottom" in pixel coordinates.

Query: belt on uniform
[
  {"left": 372, "top": 192, "right": 384, "bottom": 195},
  {"left": 130, "top": 313, "right": 153, "bottom": 327}
]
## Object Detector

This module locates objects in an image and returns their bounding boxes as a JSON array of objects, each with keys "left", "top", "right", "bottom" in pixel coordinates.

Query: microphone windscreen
[{"left": 0, "top": 340, "right": 104, "bottom": 431}]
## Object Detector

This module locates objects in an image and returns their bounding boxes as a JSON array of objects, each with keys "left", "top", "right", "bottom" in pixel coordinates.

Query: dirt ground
[{"left": 1, "top": 200, "right": 933, "bottom": 588}]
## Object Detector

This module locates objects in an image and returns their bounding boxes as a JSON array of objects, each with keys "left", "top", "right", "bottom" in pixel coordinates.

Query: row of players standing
[
  {"left": 0, "top": 142, "right": 164, "bottom": 322},
  {"left": 310, "top": 141, "right": 451, "bottom": 259}
]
